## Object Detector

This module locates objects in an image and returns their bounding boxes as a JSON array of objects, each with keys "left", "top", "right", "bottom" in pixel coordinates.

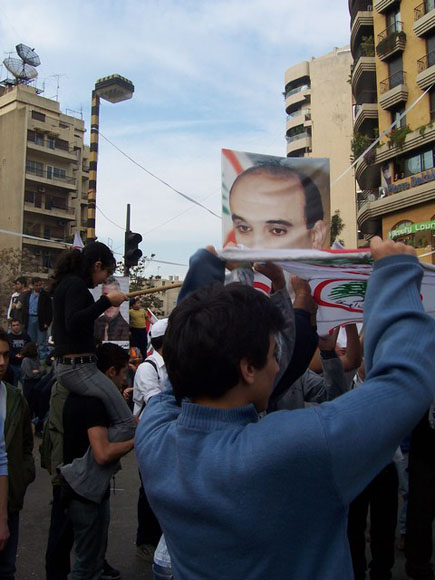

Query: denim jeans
[
  {"left": 27, "top": 316, "right": 49, "bottom": 360},
  {"left": 0, "top": 511, "right": 20, "bottom": 580},
  {"left": 68, "top": 496, "right": 110, "bottom": 580}
]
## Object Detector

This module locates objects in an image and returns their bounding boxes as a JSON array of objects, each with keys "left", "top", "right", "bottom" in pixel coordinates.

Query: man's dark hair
[
  {"left": 21, "top": 342, "right": 38, "bottom": 359},
  {"left": 31, "top": 276, "right": 42, "bottom": 285},
  {"left": 230, "top": 164, "right": 324, "bottom": 229},
  {"left": 164, "top": 282, "right": 284, "bottom": 404},
  {"left": 104, "top": 276, "right": 120, "bottom": 289},
  {"left": 151, "top": 336, "right": 164, "bottom": 351},
  {"left": 14, "top": 276, "right": 27, "bottom": 286},
  {"left": 96, "top": 343, "right": 129, "bottom": 374}
]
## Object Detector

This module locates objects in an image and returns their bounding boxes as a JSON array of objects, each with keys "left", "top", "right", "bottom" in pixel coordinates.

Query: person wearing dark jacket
[
  {"left": 18, "top": 277, "right": 52, "bottom": 360},
  {"left": 0, "top": 329, "right": 35, "bottom": 579}
]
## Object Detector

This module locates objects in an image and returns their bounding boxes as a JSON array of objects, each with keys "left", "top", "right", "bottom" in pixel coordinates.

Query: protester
[
  {"left": 129, "top": 298, "right": 149, "bottom": 358},
  {"left": 0, "top": 328, "right": 35, "bottom": 578},
  {"left": 405, "top": 410, "right": 435, "bottom": 580},
  {"left": 7, "top": 320, "right": 31, "bottom": 387},
  {"left": 50, "top": 241, "right": 136, "bottom": 579},
  {"left": 6, "top": 277, "right": 27, "bottom": 326},
  {"left": 132, "top": 318, "right": 168, "bottom": 564},
  {"left": 135, "top": 237, "right": 435, "bottom": 580},
  {"left": 20, "top": 342, "right": 43, "bottom": 418},
  {"left": 17, "top": 277, "right": 52, "bottom": 360}
]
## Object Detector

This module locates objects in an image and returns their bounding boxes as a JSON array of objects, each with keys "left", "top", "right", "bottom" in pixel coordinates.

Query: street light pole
[{"left": 86, "top": 74, "right": 135, "bottom": 242}]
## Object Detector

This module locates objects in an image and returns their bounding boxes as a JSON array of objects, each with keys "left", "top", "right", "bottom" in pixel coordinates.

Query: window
[
  {"left": 395, "top": 147, "right": 435, "bottom": 178},
  {"left": 430, "top": 89, "right": 435, "bottom": 120},
  {"left": 391, "top": 105, "right": 406, "bottom": 128},
  {"left": 386, "top": 7, "right": 401, "bottom": 32},
  {"left": 31, "top": 111, "right": 46, "bottom": 122},
  {"left": 388, "top": 56, "right": 403, "bottom": 88},
  {"left": 24, "top": 191, "right": 34, "bottom": 203},
  {"left": 26, "top": 160, "right": 43, "bottom": 176},
  {"left": 34, "top": 133, "right": 44, "bottom": 146},
  {"left": 47, "top": 137, "right": 56, "bottom": 149},
  {"left": 47, "top": 166, "right": 66, "bottom": 180}
]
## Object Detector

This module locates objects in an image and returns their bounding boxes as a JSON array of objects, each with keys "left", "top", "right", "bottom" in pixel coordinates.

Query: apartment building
[
  {"left": 284, "top": 47, "right": 358, "bottom": 248},
  {"left": 0, "top": 83, "right": 89, "bottom": 276},
  {"left": 350, "top": 0, "right": 435, "bottom": 263}
]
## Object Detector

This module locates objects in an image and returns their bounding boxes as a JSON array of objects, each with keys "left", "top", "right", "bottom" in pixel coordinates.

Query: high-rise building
[
  {"left": 0, "top": 84, "right": 89, "bottom": 276},
  {"left": 284, "top": 47, "right": 357, "bottom": 248},
  {"left": 350, "top": 0, "right": 435, "bottom": 263}
]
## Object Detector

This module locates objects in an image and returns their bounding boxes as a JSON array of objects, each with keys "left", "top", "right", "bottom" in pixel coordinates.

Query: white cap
[{"left": 151, "top": 318, "right": 168, "bottom": 338}]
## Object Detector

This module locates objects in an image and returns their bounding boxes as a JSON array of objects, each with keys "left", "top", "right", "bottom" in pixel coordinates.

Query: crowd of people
[{"left": 0, "top": 236, "right": 433, "bottom": 580}]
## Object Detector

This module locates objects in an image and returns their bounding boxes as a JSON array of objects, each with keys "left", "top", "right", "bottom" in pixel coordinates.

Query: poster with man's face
[
  {"left": 91, "top": 275, "right": 130, "bottom": 350},
  {"left": 222, "top": 149, "right": 330, "bottom": 250}
]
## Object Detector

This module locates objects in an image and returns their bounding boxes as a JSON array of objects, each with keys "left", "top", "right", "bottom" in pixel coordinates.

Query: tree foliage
[
  {"left": 0, "top": 247, "right": 38, "bottom": 328},
  {"left": 330, "top": 210, "right": 345, "bottom": 246}
]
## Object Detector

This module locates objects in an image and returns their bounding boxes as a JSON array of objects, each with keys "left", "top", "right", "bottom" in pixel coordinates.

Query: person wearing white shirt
[
  {"left": 132, "top": 318, "right": 168, "bottom": 565},
  {"left": 133, "top": 319, "right": 168, "bottom": 417}
]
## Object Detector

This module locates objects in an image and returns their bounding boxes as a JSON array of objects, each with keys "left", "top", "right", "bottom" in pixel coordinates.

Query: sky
[{"left": 0, "top": 0, "right": 350, "bottom": 278}]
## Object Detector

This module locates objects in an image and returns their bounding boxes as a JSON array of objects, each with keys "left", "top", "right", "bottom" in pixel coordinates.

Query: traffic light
[{"left": 124, "top": 230, "right": 143, "bottom": 268}]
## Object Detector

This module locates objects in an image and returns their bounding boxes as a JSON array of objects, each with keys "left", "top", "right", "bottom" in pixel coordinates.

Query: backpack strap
[{"left": 137, "top": 359, "right": 159, "bottom": 418}]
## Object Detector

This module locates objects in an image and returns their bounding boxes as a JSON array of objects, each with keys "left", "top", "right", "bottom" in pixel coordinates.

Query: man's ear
[
  {"left": 310, "top": 220, "right": 327, "bottom": 249},
  {"left": 93, "top": 260, "right": 103, "bottom": 272},
  {"left": 239, "top": 357, "right": 255, "bottom": 385},
  {"left": 105, "top": 366, "right": 116, "bottom": 380}
]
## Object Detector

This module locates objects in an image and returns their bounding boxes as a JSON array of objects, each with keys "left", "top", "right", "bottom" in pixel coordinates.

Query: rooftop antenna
[{"left": 2, "top": 44, "right": 40, "bottom": 87}]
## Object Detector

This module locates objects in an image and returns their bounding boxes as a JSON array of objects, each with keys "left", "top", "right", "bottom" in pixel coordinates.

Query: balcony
[
  {"left": 416, "top": 51, "right": 435, "bottom": 90},
  {"left": 357, "top": 175, "right": 435, "bottom": 233},
  {"left": 414, "top": 1, "right": 435, "bottom": 37},
  {"left": 379, "top": 70, "right": 408, "bottom": 110},
  {"left": 24, "top": 201, "right": 76, "bottom": 220},
  {"left": 354, "top": 103, "right": 379, "bottom": 133},
  {"left": 355, "top": 147, "right": 380, "bottom": 190},
  {"left": 27, "top": 135, "right": 78, "bottom": 162},
  {"left": 25, "top": 165, "right": 77, "bottom": 190},
  {"left": 350, "top": 0, "right": 374, "bottom": 25},
  {"left": 351, "top": 11, "right": 374, "bottom": 54},
  {"left": 286, "top": 110, "right": 311, "bottom": 133},
  {"left": 352, "top": 48, "right": 376, "bottom": 88},
  {"left": 374, "top": 0, "right": 400, "bottom": 13},
  {"left": 285, "top": 85, "right": 311, "bottom": 113},
  {"left": 286, "top": 131, "right": 312, "bottom": 156},
  {"left": 376, "top": 23, "right": 406, "bottom": 61}
]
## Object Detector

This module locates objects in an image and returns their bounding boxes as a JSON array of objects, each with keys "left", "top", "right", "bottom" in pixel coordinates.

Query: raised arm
[{"left": 318, "top": 238, "right": 435, "bottom": 505}]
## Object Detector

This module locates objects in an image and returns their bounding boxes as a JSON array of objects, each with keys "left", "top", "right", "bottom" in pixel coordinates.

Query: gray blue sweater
[{"left": 135, "top": 254, "right": 435, "bottom": 579}]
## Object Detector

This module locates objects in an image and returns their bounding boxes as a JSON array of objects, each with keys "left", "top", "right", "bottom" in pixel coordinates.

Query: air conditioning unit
[
  {"left": 367, "top": 4, "right": 373, "bottom": 11},
  {"left": 378, "top": 186, "right": 386, "bottom": 198},
  {"left": 37, "top": 186, "right": 46, "bottom": 193}
]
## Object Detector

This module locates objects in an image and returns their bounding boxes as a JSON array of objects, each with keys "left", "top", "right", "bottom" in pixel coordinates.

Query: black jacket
[{"left": 19, "top": 289, "right": 53, "bottom": 331}]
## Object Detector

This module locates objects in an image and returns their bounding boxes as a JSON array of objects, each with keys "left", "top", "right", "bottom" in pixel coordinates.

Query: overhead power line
[{"left": 98, "top": 131, "right": 221, "bottom": 219}]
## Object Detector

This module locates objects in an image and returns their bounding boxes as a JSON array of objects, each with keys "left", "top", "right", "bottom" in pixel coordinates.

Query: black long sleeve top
[{"left": 52, "top": 274, "right": 111, "bottom": 356}]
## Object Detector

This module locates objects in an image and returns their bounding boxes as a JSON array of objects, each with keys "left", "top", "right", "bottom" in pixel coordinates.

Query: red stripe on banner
[
  {"left": 253, "top": 281, "right": 271, "bottom": 295},
  {"left": 319, "top": 248, "right": 371, "bottom": 255},
  {"left": 222, "top": 149, "right": 244, "bottom": 175}
]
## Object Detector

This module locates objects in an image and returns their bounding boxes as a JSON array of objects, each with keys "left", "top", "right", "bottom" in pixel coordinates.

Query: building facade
[
  {"left": 0, "top": 84, "right": 89, "bottom": 276},
  {"left": 350, "top": 0, "right": 435, "bottom": 263},
  {"left": 284, "top": 47, "right": 358, "bottom": 248}
]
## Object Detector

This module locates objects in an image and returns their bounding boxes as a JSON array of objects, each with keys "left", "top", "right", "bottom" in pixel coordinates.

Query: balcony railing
[
  {"left": 25, "top": 166, "right": 77, "bottom": 185},
  {"left": 380, "top": 70, "right": 406, "bottom": 94},
  {"left": 350, "top": 0, "right": 374, "bottom": 23},
  {"left": 358, "top": 189, "right": 382, "bottom": 210},
  {"left": 285, "top": 84, "right": 310, "bottom": 99},
  {"left": 376, "top": 22, "right": 406, "bottom": 58},
  {"left": 353, "top": 43, "right": 375, "bottom": 62},
  {"left": 355, "top": 89, "right": 378, "bottom": 105},
  {"left": 286, "top": 108, "right": 311, "bottom": 121},
  {"left": 286, "top": 131, "right": 310, "bottom": 144},
  {"left": 27, "top": 136, "right": 77, "bottom": 155},
  {"left": 417, "top": 50, "right": 435, "bottom": 72},
  {"left": 25, "top": 201, "right": 75, "bottom": 215},
  {"left": 414, "top": 0, "right": 435, "bottom": 21}
]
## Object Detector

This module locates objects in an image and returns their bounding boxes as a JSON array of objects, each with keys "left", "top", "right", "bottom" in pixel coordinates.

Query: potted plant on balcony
[{"left": 387, "top": 125, "right": 411, "bottom": 150}]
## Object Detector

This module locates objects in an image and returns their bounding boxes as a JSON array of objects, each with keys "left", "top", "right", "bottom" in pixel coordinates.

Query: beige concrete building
[
  {"left": 284, "top": 47, "right": 358, "bottom": 248},
  {"left": 146, "top": 276, "right": 182, "bottom": 317},
  {"left": 350, "top": 0, "right": 435, "bottom": 263},
  {"left": 0, "top": 84, "right": 89, "bottom": 276}
]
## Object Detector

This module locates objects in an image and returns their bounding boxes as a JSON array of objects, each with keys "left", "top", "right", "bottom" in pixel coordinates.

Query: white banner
[{"left": 219, "top": 247, "right": 435, "bottom": 336}]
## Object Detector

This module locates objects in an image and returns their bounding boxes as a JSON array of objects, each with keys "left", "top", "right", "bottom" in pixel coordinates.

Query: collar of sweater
[{"left": 177, "top": 401, "right": 259, "bottom": 430}]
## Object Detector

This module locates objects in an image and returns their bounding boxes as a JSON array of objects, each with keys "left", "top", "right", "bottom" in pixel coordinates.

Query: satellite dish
[
  {"left": 16, "top": 44, "right": 40, "bottom": 67},
  {"left": 3, "top": 57, "right": 38, "bottom": 81}
]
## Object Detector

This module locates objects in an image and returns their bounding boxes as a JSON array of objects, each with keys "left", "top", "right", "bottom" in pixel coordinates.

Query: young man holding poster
[{"left": 135, "top": 237, "right": 435, "bottom": 580}]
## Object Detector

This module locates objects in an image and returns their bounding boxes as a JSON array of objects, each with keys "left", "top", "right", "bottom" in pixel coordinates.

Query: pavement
[
  {"left": 13, "top": 436, "right": 435, "bottom": 580},
  {"left": 16, "top": 442, "right": 154, "bottom": 579}
]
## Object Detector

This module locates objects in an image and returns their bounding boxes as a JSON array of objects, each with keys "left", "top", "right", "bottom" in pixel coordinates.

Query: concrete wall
[{"left": 310, "top": 47, "right": 357, "bottom": 247}]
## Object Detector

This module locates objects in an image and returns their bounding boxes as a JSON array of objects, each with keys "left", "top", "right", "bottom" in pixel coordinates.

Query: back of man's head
[
  {"left": 164, "top": 283, "right": 284, "bottom": 404},
  {"left": 96, "top": 342, "right": 129, "bottom": 375}
]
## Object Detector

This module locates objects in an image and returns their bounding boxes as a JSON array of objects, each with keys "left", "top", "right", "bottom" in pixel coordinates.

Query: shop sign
[
  {"left": 387, "top": 169, "right": 435, "bottom": 194},
  {"left": 389, "top": 220, "right": 435, "bottom": 239}
]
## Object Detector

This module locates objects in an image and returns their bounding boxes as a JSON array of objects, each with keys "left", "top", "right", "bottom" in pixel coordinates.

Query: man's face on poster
[
  {"left": 230, "top": 172, "right": 326, "bottom": 250},
  {"left": 102, "top": 282, "right": 120, "bottom": 319}
]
